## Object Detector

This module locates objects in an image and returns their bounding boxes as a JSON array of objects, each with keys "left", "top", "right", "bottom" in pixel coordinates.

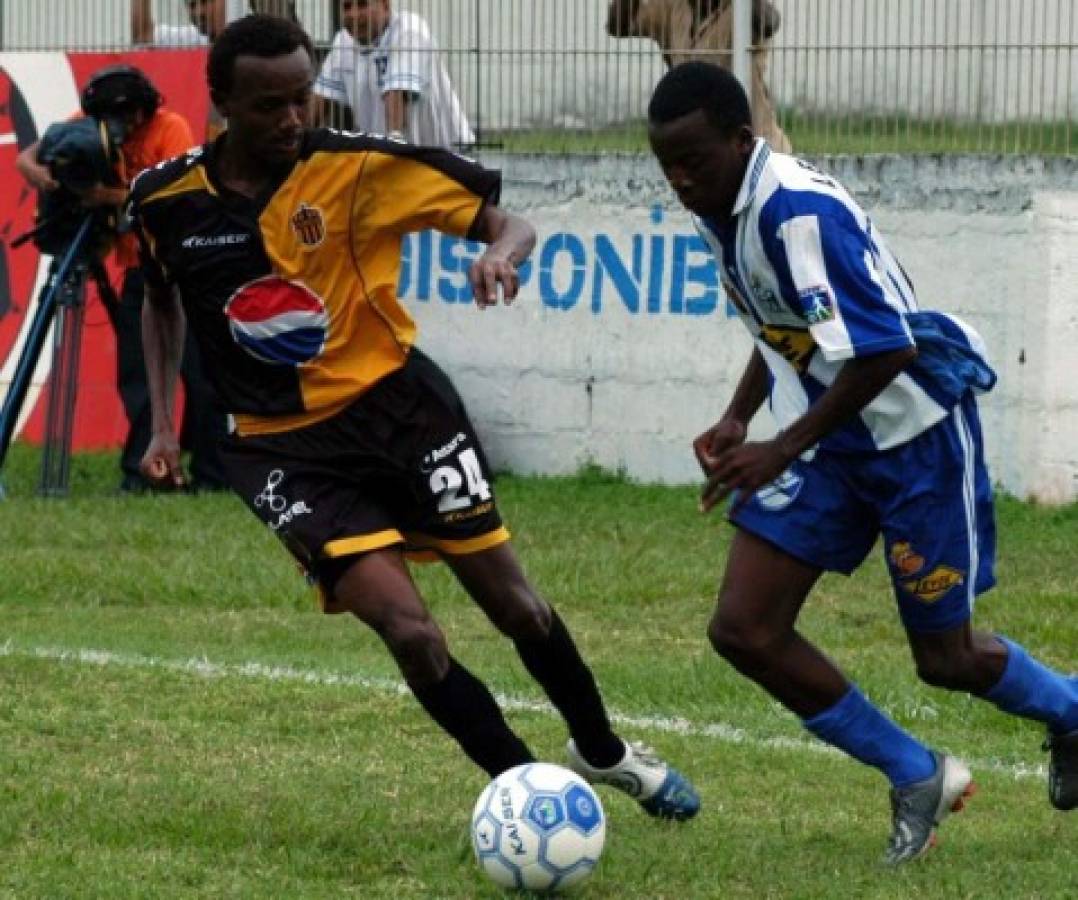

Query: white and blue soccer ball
[{"left": 471, "top": 762, "right": 606, "bottom": 892}]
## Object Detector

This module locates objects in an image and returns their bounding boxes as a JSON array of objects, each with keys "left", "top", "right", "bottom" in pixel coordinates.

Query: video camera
[{"left": 30, "top": 65, "right": 161, "bottom": 256}]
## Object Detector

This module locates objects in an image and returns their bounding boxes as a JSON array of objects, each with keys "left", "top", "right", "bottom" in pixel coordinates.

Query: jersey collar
[{"left": 731, "top": 138, "right": 771, "bottom": 218}]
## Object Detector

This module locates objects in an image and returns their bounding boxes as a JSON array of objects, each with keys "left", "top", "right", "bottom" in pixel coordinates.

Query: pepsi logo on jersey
[{"left": 224, "top": 276, "right": 329, "bottom": 366}]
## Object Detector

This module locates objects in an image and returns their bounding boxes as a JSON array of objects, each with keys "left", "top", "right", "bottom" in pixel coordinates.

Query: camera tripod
[{"left": 0, "top": 213, "right": 117, "bottom": 498}]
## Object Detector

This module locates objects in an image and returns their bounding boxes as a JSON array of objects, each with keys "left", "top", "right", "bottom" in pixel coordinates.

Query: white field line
[{"left": 1, "top": 642, "right": 1048, "bottom": 782}]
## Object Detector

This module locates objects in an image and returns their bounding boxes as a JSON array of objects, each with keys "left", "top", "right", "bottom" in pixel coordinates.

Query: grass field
[{"left": 1, "top": 446, "right": 1076, "bottom": 898}]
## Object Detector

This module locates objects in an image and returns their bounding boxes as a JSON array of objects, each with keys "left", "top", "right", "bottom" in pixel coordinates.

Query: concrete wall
[{"left": 403, "top": 152, "right": 1078, "bottom": 502}]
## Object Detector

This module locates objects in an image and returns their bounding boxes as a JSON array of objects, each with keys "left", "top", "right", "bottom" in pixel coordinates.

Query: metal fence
[{"left": 1, "top": 1, "right": 1074, "bottom": 154}]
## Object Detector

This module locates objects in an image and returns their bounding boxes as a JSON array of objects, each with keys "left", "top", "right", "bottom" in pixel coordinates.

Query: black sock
[
  {"left": 411, "top": 656, "right": 534, "bottom": 777},
  {"left": 514, "top": 609, "right": 625, "bottom": 768}
]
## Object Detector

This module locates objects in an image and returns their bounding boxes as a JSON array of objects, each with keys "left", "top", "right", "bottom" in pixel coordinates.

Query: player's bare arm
[
  {"left": 139, "top": 282, "right": 187, "bottom": 489},
  {"left": 382, "top": 89, "right": 411, "bottom": 139},
  {"left": 467, "top": 205, "right": 536, "bottom": 308},
  {"left": 700, "top": 345, "right": 917, "bottom": 512}
]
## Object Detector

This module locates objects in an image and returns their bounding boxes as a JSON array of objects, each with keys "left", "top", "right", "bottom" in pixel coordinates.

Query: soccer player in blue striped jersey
[{"left": 647, "top": 62, "right": 1077, "bottom": 864}]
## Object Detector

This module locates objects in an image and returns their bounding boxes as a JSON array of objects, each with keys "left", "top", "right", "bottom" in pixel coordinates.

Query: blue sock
[
  {"left": 984, "top": 637, "right": 1078, "bottom": 735},
  {"left": 803, "top": 685, "right": 937, "bottom": 788}
]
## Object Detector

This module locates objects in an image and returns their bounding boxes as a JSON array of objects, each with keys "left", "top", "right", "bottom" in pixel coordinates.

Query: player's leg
[
  {"left": 321, "top": 549, "right": 534, "bottom": 777},
  {"left": 725, "top": 456, "right": 964, "bottom": 863},
  {"left": 213, "top": 386, "right": 536, "bottom": 780},
  {"left": 446, "top": 543, "right": 700, "bottom": 820},
  {"left": 906, "top": 622, "right": 1078, "bottom": 812},
  {"left": 114, "top": 266, "right": 153, "bottom": 492},
  {"left": 887, "top": 394, "right": 1078, "bottom": 812},
  {"left": 712, "top": 527, "right": 940, "bottom": 789}
]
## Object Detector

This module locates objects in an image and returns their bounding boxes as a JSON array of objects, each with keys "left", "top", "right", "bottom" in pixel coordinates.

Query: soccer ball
[{"left": 471, "top": 762, "right": 606, "bottom": 892}]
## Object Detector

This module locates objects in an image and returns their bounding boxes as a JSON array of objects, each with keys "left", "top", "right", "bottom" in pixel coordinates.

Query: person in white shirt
[
  {"left": 131, "top": 0, "right": 243, "bottom": 46},
  {"left": 131, "top": 0, "right": 296, "bottom": 47},
  {"left": 130, "top": 0, "right": 298, "bottom": 136},
  {"left": 315, "top": 0, "right": 474, "bottom": 148}
]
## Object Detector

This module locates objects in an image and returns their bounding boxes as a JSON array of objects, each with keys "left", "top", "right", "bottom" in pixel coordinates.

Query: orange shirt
[{"left": 113, "top": 107, "right": 194, "bottom": 267}]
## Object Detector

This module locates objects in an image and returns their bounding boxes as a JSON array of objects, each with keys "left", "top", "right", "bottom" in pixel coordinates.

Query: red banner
[{"left": 0, "top": 49, "right": 211, "bottom": 448}]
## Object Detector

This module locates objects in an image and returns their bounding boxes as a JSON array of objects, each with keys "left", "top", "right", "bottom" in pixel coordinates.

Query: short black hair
[
  {"left": 207, "top": 13, "right": 315, "bottom": 97},
  {"left": 647, "top": 62, "right": 752, "bottom": 135}
]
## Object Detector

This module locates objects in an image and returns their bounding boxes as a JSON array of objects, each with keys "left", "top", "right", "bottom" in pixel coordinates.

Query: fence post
[{"left": 732, "top": 0, "right": 752, "bottom": 112}]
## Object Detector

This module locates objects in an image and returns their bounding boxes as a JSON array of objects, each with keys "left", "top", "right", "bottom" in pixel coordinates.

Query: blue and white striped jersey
[{"left": 695, "top": 139, "right": 992, "bottom": 454}]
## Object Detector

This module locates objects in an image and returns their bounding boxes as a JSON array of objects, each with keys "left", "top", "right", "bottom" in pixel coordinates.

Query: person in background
[
  {"left": 315, "top": 0, "right": 474, "bottom": 148},
  {"left": 607, "top": 0, "right": 791, "bottom": 152},
  {"left": 131, "top": 0, "right": 300, "bottom": 135},
  {"left": 15, "top": 66, "right": 226, "bottom": 493}
]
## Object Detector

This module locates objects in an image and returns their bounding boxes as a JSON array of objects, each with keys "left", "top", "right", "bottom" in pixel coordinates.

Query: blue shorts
[{"left": 730, "top": 393, "right": 996, "bottom": 633}]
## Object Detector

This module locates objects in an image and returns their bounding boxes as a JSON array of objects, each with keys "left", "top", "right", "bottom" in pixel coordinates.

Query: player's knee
[
  {"left": 383, "top": 613, "right": 448, "bottom": 683},
  {"left": 914, "top": 653, "right": 977, "bottom": 691},
  {"left": 492, "top": 588, "right": 551, "bottom": 641},
  {"left": 708, "top": 613, "right": 776, "bottom": 663}
]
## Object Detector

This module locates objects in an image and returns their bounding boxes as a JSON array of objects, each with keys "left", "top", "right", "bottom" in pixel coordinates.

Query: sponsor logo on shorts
[
  {"left": 755, "top": 469, "right": 804, "bottom": 511},
  {"left": 422, "top": 432, "right": 468, "bottom": 471},
  {"left": 901, "top": 565, "right": 965, "bottom": 603},
  {"left": 442, "top": 500, "right": 494, "bottom": 524},
  {"left": 253, "top": 468, "right": 313, "bottom": 532},
  {"left": 889, "top": 541, "right": 926, "bottom": 576}
]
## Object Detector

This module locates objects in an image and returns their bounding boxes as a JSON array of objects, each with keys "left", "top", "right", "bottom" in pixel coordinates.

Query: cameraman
[{"left": 15, "top": 65, "right": 227, "bottom": 493}]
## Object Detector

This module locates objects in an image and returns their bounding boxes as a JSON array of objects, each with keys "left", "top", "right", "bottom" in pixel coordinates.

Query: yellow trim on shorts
[
  {"left": 402, "top": 526, "right": 511, "bottom": 558},
  {"left": 322, "top": 529, "right": 405, "bottom": 557}
]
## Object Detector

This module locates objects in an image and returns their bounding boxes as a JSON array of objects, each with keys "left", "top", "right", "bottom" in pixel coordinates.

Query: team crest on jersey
[
  {"left": 754, "top": 469, "right": 804, "bottom": 511},
  {"left": 290, "top": 203, "right": 326, "bottom": 248},
  {"left": 798, "top": 285, "right": 835, "bottom": 324},
  {"left": 889, "top": 541, "right": 926, "bottom": 576},
  {"left": 901, "top": 566, "right": 965, "bottom": 603},
  {"left": 224, "top": 276, "right": 329, "bottom": 365}
]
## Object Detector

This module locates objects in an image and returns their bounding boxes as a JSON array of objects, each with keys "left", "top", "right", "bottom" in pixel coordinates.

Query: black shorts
[{"left": 219, "top": 349, "right": 508, "bottom": 583}]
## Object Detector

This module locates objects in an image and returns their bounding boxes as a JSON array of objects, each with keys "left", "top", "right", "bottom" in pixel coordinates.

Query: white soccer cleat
[{"left": 566, "top": 738, "right": 701, "bottom": 821}]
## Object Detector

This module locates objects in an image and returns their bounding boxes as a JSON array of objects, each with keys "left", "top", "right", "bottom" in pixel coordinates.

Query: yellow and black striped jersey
[{"left": 129, "top": 128, "right": 499, "bottom": 435}]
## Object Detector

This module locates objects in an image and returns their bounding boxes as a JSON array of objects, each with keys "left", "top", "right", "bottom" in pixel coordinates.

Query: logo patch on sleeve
[{"left": 797, "top": 285, "right": 835, "bottom": 324}]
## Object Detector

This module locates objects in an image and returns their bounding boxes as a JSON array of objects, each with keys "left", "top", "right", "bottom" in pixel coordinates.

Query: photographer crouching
[{"left": 15, "top": 65, "right": 226, "bottom": 494}]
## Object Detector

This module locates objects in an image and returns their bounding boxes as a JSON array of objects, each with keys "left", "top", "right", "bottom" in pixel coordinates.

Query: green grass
[
  {"left": 489, "top": 116, "right": 1075, "bottom": 156},
  {"left": 1, "top": 444, "right": 1076, "bottom": 898}
]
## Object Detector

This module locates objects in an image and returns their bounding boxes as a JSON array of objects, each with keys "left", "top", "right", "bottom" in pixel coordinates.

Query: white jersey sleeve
[
  {"left": 381, "top": 13, "right": 434, "bottom": 97},
  {"left": 314, "top": 31, "right": 353, "bottom": 105},
  {"left": 152, "top": 23, "right": 208, "bottom": 46}
]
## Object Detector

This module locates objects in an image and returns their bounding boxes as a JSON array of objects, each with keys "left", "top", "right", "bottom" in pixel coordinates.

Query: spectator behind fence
[
  {"left": 131, "top": 1, "right": 300, "bottom": 135},
  {"left": 607, "top": 0, "right": 791, "bottom": 152},
  {"left": 315, "top": 0, "right": 474, "bottom": 149},
  {"left": 15, "top": 66, "right": 226, "bottom": 494}
]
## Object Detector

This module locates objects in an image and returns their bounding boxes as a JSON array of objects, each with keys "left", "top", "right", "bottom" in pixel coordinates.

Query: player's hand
[
  {"left": 139, "top": 431, "right": 186, "bottom": 491},
  {"left": 23, "top": 160, "right": 58, "bottom": 193},
  {"left": 699, "top": 438, "right": 791, "bottom": 515},
  {"left": 692, "top": 418, "right": 747, "bottom": 475},
  {"left": 468, "top": 252, "right": 521, "bottom": 309}
]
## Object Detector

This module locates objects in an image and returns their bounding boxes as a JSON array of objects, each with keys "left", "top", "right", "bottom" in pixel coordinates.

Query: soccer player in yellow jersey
[{"left": 129, "top": 14, "right": 700, "bottom": 818}]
